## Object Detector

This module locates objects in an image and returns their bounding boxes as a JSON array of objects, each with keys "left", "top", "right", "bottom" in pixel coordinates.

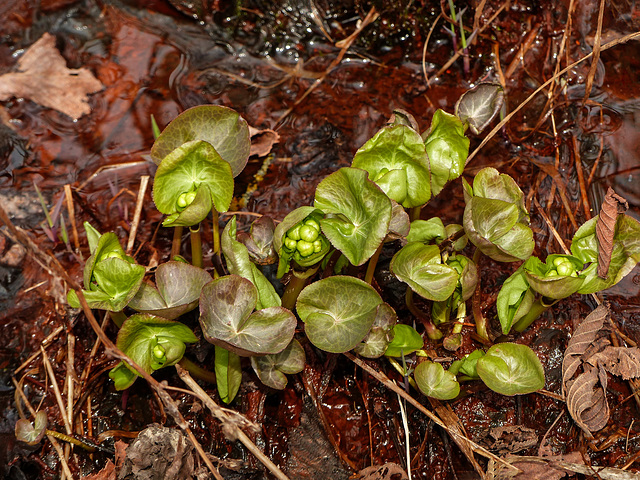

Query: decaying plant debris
[{"left": 2, "top": 1, "right": 640, "bottom": 479}]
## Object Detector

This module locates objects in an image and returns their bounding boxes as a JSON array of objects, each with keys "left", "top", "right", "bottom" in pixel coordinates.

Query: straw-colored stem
[
  {"left": 281, "top": 267, "right": 318, "bottom": 311},
  {"left": 171, "top": 226, "right": 184, "bottom": 259},
  {"left": 190, "top": 224, "right": 202, "bottom": 268}
]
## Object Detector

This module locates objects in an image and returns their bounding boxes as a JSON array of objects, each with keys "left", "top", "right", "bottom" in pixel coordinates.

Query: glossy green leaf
[
  {"left": 496, "top": 266, "right": 535, "bottom": 334},
  {"left": 128, "top": 261, "right": 212, "bottom": 319},
  {"left": 250, "top": 339, "right": 306, "bottom": 390},
  {"left": 390, "top": 243, "right": 459, "bottom": 301},
  {"left": 476, "top": 343, "right": 545, "bottom": 396},
  {"left": 449, "top": 349, "right": 484, "bottom": 378},
  {"left": 423, "top": 109, "right": 470, "bottom": 197},
  {"left": 15, "top": 411, "right": 48, "bottom": 445},
  {"left": 352, "top": 124, "right": 431, "bottom": 207},
  {"left": 215, "top": 346, "right": 242, "bottom": 404},
  {"left": 314, "top": 167, "right": 392, "bottom": 266},
  {"left": 222, "top": 216, "right": 281, "bottom": 309},
  {"left": 83, "top": 221, "right": 101, "bottom": 255},
  {"left": 406, "top": 218, "right": 446, "bottom": 244},
  {"left": 84, "top": 231, "right": 130, "bottom": 288},
  {"left": 463, "top": 168, "right": 534, "bottom": 262},
  {"left": 153, "top": 140, "right": 233, "bottom": 226},
  {"left": 354, "top": 303, "right": 398, "bottom": 358},
  {"left": 296, "top": 276, "right": 384, "bottom": 353},
  {"left": 89, "top": 258, "right": 146, "bottom": 311},
  {"left": 150, "top": 105, "right": 251, "bottom": 177},
  {"left": 384, "top": 324, "right": 423, "bottom": 357},
  {"left": 388, "top": 200, "right": 411, "bottom": 239},
  {"left": 447, "top": 254, "right": 478, "bottom": 302},
  {"left": 523, "top": 255, "right": 585, "bottom": 300},
  {"left": 571, "top": 215, "right": 640, "bottom": 294},
  {"left": 455, "top": 83, "right": 505, "bottom": 135},
  {"left": 414, "top": 361, "right": 460, "bottom": 400},
  {"left": 199, "top": 275, "right": 296, "bottom": 356},
  {"left": 109, "top": 313, "right": 198, "bottom": 390}
]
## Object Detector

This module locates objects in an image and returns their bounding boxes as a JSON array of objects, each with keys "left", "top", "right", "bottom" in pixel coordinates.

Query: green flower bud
[
  {"left": 296, "top": 240, "right": 314, "bottom": 257},
  {"left": 177, "top": 191, "right": 197, "bottom": 210},
  {"left": 104, "top": 251, "right": 124, "bottom": 260},
  {"left": 547, "top": 269, "right": 559, "bottom": 277},
  {"left": 556, "top": 263, "right": 574, "bottom": 276},
  {"left": 313, "top": 239, "right": 322, "bottom": 253},
  {"left": 287, "top": 225, "right": 301, "bottom": 241},
  {"left": 304, "top": 218, "right": 320, "bottom": 231},
  {"left": 152, "top": 344, "right": 166, "bottom": 360},
  {"left": 284, "top": 238, "right": 297, "bottom": 250},
  {"left": 299, "top": 224, "right": 319, "bottom": 243}
]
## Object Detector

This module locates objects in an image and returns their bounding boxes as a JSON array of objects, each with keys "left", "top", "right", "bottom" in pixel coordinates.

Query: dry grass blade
[
  {"left": 596, "top": 187, "right": 629, "bottom": 278},
  {"left": 583, "top": 0, "right": 606, "bottom": 101},
  {"left": 126, "top": 175, "right": 149, "bottom": 254},
  {"left": 64, "top": 184, "right": 80, "bottom": 252}
]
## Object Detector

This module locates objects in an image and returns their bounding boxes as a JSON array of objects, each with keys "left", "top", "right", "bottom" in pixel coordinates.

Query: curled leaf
[
  {"left": 454, "top": 83, "right": 505, "bottom": 135},
  {"left": 15, "top": 411, "right": 48, "bottom": 445},
  {"left": 596, "top": 187, "right": 629, "bottom": 278},
  {"left": 413, "top": 361, "right": 460, "bottom": 400},
  {"left": 476, "top": 344, "right": 545, "bottom": 396}
]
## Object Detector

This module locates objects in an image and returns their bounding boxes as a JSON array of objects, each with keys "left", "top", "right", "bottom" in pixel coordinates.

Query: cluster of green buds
[
  {"left": 547, "top": 256, "right": 579, "bottom": 277},
  {"left": 151, "top": 343, "right": 168, "bottom": 370},
  {"left": 176, "top": 189, "right": 197, "bottom": 211},
  {"left": 283, "top": 217, "right": 323, "bottom": 257},
  {"left": 274, "top": 208, "right": 331, "bottom": 278}
]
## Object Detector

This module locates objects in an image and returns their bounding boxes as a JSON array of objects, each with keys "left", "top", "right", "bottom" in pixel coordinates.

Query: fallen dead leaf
[
  {"left": 352, "top": 463, "right": 409, "bottom": 480},
  {"left": 0, "top": 33, "right": 103, "bottom": 120},
  {"left": 562, "top": 305, "right": 640, "bottom": 436},
  {"left": 249, "top": 125, "right": 280, "bottom": 158},
  {"left": 83, "top": 459, "right": 116, "bottom": 480},
  {"left": 596, "top": 187, "right": 628, "bottom": 278}
]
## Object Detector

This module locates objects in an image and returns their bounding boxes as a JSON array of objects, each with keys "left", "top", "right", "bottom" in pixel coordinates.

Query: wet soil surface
[{"left": 1, "top": 0, "right": 640, "bottom": 479}]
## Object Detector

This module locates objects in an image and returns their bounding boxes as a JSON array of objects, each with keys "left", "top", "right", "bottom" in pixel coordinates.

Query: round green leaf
[
  {"left": 390, "top": 243, "right": 459, "bottom": 301},
  {"left": 151, "top": 105, "right": 251, "bottom": 177},
  {"left": 153, "top": 140, "right": 233, "bottom": 221},
  {"left": 199, "top": 275, "right": 296, "bottom": 356},
  {"left": 352, "top": 124, "right": 431, "bottom": 207},
  {"left": 296, "top": 276, "right": 384, "bottom": 353},
  {"left": 476, "top": 343, "right": 545, "bottom": 396},
  {"left": 314, "top": 167, "right": 392, "bottom": 266},
  {"left": 251, "top": 339, "right": 306, "bottom": 390},
  {"left": 355, "top": 303, "right": 397, "bottom": 358},
  {"left": 414, "top": 361, "right": 460, "bottom": 400},
  {"left": 455, "top": 83, "right": 505, "bottom": 135}
]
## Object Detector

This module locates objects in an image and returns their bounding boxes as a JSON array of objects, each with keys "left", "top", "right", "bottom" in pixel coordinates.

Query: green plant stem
[
  {"left": 451, "top": 300, "right": 466, "bottom": 335},
  {"left": 171, "top": 226, "right": 183, "bottom": 259},
  {"left": 364, "top": 243, "right": 384, "bottom": 285},
  {"left": 512, "top": 297, "right": 558, "bottom": 333},
  {"left": 211, "top": 208, "right": 221, "bottom": 278},
  {"left": 409, "top": 206, "right": 421, "bottom": 222},
  {"left": 109, "top": 311, "right": 127, "bottom": 328},
  {"left": 406, "top": 289, "right": 442, "bottom": 340},
  {"left": 471, "top": 248, "right": 490, "bottom": 342},
  {"left": 281, "top": 266, "right": 319, "bottom": 311},
  {"left": 46, "top": 429, "right": 98, "bottom": 452},
  {"left": 178, "top": 357, "right": 216, "bottom": 384},
  {"left": 190, "top": 224, "right": 202, "bottom": 268}
]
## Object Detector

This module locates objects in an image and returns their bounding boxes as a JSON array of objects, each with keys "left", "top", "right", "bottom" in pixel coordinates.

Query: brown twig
[
  {"left": 64, "top": 184, "right": 80, "bottom": 253},
  {"left": 583, "top": 0, "right": 606, "bottom": 102},
  {"left": 572, "top": 135, "right": 592, "bottom": 219},
  {"left": 126, "top": 175, "right": 149, "bottom": 255}
]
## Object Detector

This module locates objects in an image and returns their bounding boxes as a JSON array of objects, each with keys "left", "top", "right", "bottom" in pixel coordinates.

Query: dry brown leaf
[
  {"left": 488, "top": 425, "right": 538, "bottom": 455},
  {"left": 249, "top": 125, "right": 280, "bottom": 158},
  {"left": 83, "top": 459, "right": 116, "bottom": 480},
  {"left": 0, "top": 33, "right": 103, "bottom": 120},
  {"left": 353, "top": 463, "right": 408, "bottom": 480},
  {"left": 562, "top": 305, "right": 640, "bottom": 436},
  {"left": 596, "top": 187, "right": 628, "bottom": 278}
]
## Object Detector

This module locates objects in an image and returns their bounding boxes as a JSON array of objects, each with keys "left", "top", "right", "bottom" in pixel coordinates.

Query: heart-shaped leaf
[
  {"left": 199, "top": 275, "right": 296, "bottom": 356},
  {"left": 354, "top": 303, "right": 397, "bottom": 358},
  {"left": 390, "top": 243, "right": 459, "bottom": 301},
  {"left": 251, "top": 339, "right": 306, "bottom": 390},
  {"left": 296, "top": 276, "right": 384, "bottom": 353},
  {"left": 15, "top": 411, "right": 48, "bottom": 445},
  {"left": 151, "top": 105, "right": 251, "bottom": 177},
  {"left": 423, "top": 109, "right": 470, "bottom": 197},
  {"left": 414, "top": 361, "right": 460, "bottom": 400},
  {"left": 384, "top": 324, "right": 423, "bottom": 357},
  {"left": 314, "top": 167, "right": 392, "bottom": 266},
  {"left": 454, "top": 83, "right": 505, "bottom": 135},
  {"left": 153, "top": 140, "right": 233, "bottom": 226},
  {"left": 222, "top": 216, "right": 281, "bottom": 309},
  {"left": 352, "top": 124, "right": 431, "bottom": 207},
  {"left": 476, "top": 343, "right": 545, "bottom": 396},
  {"left": 109, "top": 313, "right": 198, "bottom": 390},
  {"left": 128, "top": 261, "right": 212, "bottom": 319}
]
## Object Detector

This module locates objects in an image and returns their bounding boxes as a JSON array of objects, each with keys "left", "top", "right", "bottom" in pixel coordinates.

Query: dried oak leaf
[
  {"left": 488, "top": 425, "right": 538, "bottom": 455},
  {"left": 249, "top": 125, "right": 280, "bottom": 158},
  {"left": 596, "top": 187, "right": 628, "bottom": 278},
  {"left": 0, "top": 33, "right": 103, "bottom": 120},
  {"left": 562, "top": 305, "right": 640, "bottom": 436}
]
